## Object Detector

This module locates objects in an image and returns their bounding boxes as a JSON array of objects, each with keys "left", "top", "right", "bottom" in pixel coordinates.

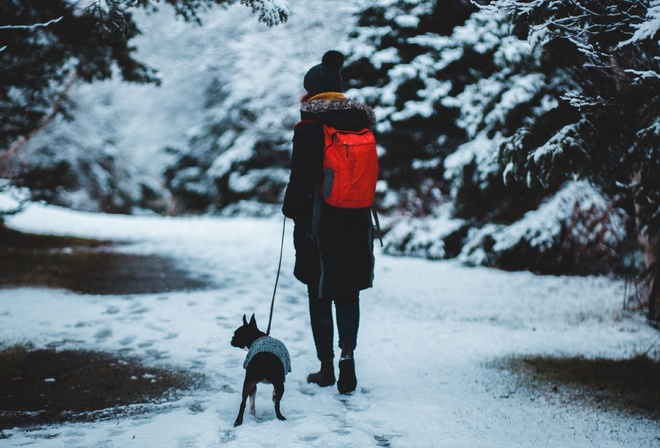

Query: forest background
[{"left": 1, "top": 0, "right": 659, "bottom": 322}]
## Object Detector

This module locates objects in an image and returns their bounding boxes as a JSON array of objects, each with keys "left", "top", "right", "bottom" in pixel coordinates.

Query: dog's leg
[
  {"left": 273, "top": 382, "right": 286, "bottom": 421},
  {"left": 249, "top": 384, "right": 257, "bottom": 416},
  {"left": 235, "top": 379, "right": 257, "bottom": 427},
  {"left": 234, "top": 394, "right": 247, "bottom": 427}
]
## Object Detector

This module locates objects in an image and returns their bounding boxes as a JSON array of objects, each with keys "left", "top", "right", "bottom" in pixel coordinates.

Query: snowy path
[{"left": 1, "top": 205, "right": 659, "bottom": 448}]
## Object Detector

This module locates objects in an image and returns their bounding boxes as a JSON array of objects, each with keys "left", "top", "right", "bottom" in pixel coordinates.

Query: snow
[
  {"left": 394, "top": 15, "right": 419, "bottom": 28},
  {"left": 1, "top": 204, "right": 659, "bottom": 447},
  {"left": 452, "top": 10, "right": 505, "bottom": 56},
  {"left": 444, "top": 133, "right": 502, "bottom": 193},
  {"left": 624, "top": 69, "right": 660, "bottom": 81},
  {"left": 0, "top": 16, "right": 63, "bottom": 30},
  {"left": 0, "top": 181, "right": 28, "bottom": 214},
  {"left": 619, "top": 1, "right": 660, "bottom": 47},
  {"left": 489, "top": 181, "right": 626, "bottom": 255},
  {"left": 383, "top": 203, "right": 466, "bottom": 260}
]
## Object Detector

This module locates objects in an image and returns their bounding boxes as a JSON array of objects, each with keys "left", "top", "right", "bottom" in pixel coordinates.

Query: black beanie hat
[{"left": 304, "top": 50, "right": 345, "bottom": 97}]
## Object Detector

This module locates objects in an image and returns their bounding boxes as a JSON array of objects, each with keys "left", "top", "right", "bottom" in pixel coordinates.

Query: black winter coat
[{"left": 282, "top": 97, "right": 377, "bottom": 297}]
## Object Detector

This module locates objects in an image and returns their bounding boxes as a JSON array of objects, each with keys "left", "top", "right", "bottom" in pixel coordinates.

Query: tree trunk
[
  {"left": 612, "top": 46, "right": 659, "bottom": 323},
  {"left": 633, "top": 172, "right": 659, "bottom": 323},
  {"left": 648, "top": 263, "right": 658, "bottom": 325},
  {"left": 0, "top": 71, "right": 78, "bottom": 175}
]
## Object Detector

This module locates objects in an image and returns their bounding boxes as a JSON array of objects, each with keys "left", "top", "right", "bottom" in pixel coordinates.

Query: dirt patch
[
  {"left": 501, "top": 354, "right": 660, "bottom": 420},
  {"left": 0, "top": 226, "right": 213, "bottom": 430},
  {"left": 0, "top": 345, "right": 205, "bottom": 430},
  {"left": 0, "top": 225, "right": 212, "bottom": 294}
]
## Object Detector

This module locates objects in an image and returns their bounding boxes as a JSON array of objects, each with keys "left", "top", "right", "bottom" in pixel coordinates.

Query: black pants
[{"left": 308, "top": 286, "right": 360, "bottom": 361}]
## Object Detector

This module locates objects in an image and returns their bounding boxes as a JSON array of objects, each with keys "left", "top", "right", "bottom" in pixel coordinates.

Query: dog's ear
[
  {"left": 243, "top": 314, "right": 248, "bottom": 326},
  {"left": 249, "top": 313, "right": 256, "bottom": 327}
]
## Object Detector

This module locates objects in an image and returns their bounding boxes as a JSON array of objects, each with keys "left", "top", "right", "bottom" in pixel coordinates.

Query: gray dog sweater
[{"left": 243, "top": 336, "right": 291, "bottom": 375}]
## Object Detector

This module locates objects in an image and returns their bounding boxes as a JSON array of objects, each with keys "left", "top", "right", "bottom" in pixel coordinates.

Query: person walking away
[{"left": 282, "top": 50, "right": 377, "bottom": 395}]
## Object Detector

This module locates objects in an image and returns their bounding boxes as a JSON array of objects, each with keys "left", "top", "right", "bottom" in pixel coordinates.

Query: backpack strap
[
  {"left": 371, "top": 206, "right": 383, "bottom": 247},
  {"left": 295, "top": 119, "right": 321, "bottom": 127},
  {"left": 311, "top": 187, "right": 323, "bottom": 239},
  {"left": 311, "top": 188, "right": 326, "bottom": 298}
]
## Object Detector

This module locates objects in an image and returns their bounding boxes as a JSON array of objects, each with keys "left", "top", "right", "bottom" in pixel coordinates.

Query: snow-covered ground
[{"left": 1, "top": 204, "right": 658, "bottom": 448}]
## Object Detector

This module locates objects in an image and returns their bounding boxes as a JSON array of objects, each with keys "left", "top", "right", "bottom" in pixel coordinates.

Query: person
[{"left": 282, "top": 50, "right": 377, "bottom": 395}]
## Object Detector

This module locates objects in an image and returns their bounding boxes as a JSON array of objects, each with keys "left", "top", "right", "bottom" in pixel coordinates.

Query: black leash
[{"left": 266, "top": 216, "right": 286, "bottom": 336}]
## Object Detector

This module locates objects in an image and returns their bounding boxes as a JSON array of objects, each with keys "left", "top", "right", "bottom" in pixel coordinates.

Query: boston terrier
[{"left": 230, "top": 314, "right": 291, "bottom": 426}]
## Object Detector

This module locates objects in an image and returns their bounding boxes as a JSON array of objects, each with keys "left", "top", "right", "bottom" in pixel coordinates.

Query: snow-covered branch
[
  {"left": 239, "top": 0, "right": 289, "bottom": 27},
  {"left": 619, "top": 2, "right": 660, "bottom": 47},
  {"left": 625, "top": 68, "right": 660, "bottom": 80},
  {"left": 0, "top": 16, "right": 63, "bottom": 30}
]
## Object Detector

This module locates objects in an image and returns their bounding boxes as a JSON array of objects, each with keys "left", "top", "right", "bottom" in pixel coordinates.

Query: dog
[{"left": 230, "top": 314, "right": 291, "bottom": 426}]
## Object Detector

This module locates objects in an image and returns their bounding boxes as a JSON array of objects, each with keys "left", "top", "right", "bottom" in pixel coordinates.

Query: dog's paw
[{"left": 234, "top": 418, "right": 243, "bottom": 427}]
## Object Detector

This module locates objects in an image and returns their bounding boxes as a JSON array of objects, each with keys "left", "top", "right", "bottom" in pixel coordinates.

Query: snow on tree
[
  {"left": 164, "top": 0, "right": 353, "bottom": 215},
  {"left": 162, "top": 0, "right": 486, "bottom": 215},
  {"left": 342, "top": 1, "right": 543, "bottom": 227},
  {"left": 342, "top": 1, "right": 638, "bottom": 277},
  {"left": 3, "top": 0, "right": 652, "bottom": 296},
  {"left": 239, "top": 0, "right": 290, "bottom": 27},
  {"left": 0, "top": 180, "right": 29, "bottom": 225},
  {"left": 341, "top": 0, "right": 480, "bottom": 216},
  {"left": 383, "top": 202, "right": 468, "bottom": 260},
  {"left": 0, "top": 0, "right": 289, "bottom": 214},
  {"left": 1, "top": 0, "right": 155, "bottom": 153},
  {"left": 457, "top": 180, "right": 631, "bottom": 275},
  {"left": 488, "top": 0, "right": 659, "bottom": 321},
  {"left": 5, "top": 96, "right": 169, "bottom": 214}
]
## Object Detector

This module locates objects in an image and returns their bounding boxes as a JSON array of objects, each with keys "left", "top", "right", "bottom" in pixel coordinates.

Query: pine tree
[
  {"left": 0, "top": 0, "right": 288, "bottom": 216},
  {"left": 163, "top": 1, "right": 351, "bottom": 215},
  {"left": 344, "top": 0, "right": 637, "bottom": 278},
  {"left": 342, "top": 0, "right": 480, "bottom": 215},
  {"left": 1, "top": 0, "right": 152, "bottom": 153},
  {"left": 490, "top": 0, "right": 660, "bottom": 320},
  {"left": 0, "top": 0, "right": 289, "bottom": 152}
]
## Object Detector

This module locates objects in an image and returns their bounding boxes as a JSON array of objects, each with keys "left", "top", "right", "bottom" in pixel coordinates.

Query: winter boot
[
  {"left": 307, "top": 358, "right": 335, "bottom": 387},
  {"left": 337, "top": 339, "right": 357, "bottom": 394}
]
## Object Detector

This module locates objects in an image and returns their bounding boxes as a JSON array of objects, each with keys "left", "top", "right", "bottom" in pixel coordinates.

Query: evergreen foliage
[
  {"left": 489, "top": 0, "right": 659, "bottom": 318},
  {"left": 0, "top": 0, "right": 288, "bottom": 150},
  {"left": 162, "top": 2, "right": 349, "bottom": 215},
  {"left": 3, "top": 0, "right": 658, "bottom": 288},
  {"left": 163, "top": 90, "right": 292, "bottom": 214},
  {"left": 344, "top": 0, "right": 652, "bottom": 276},
  {"left": 0, "top": 0, "right": 156, "bottom": 151},
  {"left": 0, "top": 0, "right": 289, "bottom": 215},
  {"left": 342, "top": 0, "right": 481, "bottom": 215},
  {"left": 493, "top": 0, "right": 659, "bottom": 242}
]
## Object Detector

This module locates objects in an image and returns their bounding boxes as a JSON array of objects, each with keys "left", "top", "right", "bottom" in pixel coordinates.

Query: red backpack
[
  {"left": 317, "top": 123, "right": 379, "bottom": 209},
  {"left": 296, "top": 120, "right": 383, "bottom": 248}
]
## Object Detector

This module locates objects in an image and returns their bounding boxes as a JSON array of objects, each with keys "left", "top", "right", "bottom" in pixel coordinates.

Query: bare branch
[{"left": 0, "top": 72, "right": 79, "bottom": 172}]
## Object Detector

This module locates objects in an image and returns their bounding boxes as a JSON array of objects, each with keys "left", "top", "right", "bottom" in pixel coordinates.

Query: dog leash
[{"left": 266, "top": 215, "right": 286, "bottom": 336}]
